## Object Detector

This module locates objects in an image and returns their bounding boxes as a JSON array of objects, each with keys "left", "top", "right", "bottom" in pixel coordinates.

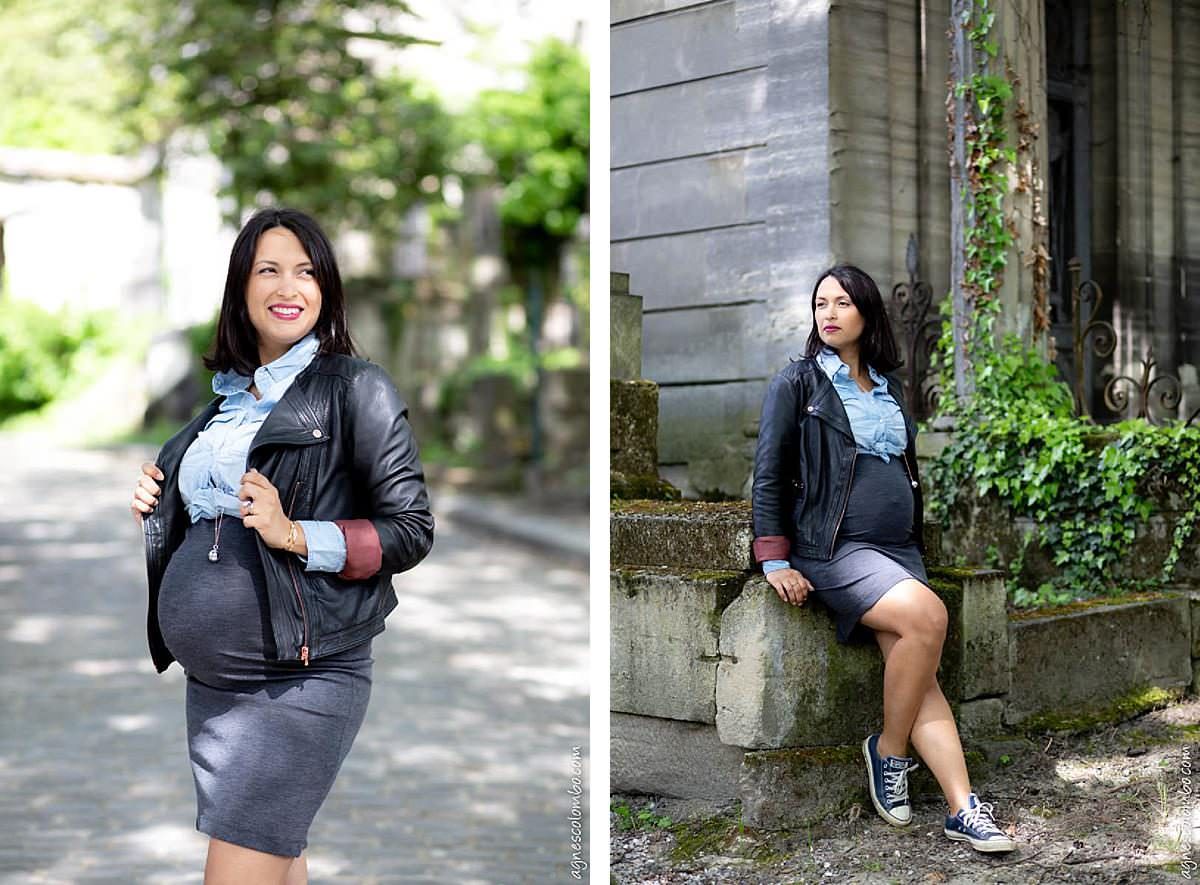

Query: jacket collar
[
  {"left": 162, "top": 353, "right": 331, "bottom": 474},
  {"left": 212, "top": 332, "right": 320, "bottom": 403}
]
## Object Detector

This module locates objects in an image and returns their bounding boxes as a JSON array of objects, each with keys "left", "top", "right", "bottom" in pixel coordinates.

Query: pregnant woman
[
  {"left": 130, "top": 207, "right": 434, "bottom": 883},
  {"left": 751, "top": 264, "right": 1014, "bottom": 854}
]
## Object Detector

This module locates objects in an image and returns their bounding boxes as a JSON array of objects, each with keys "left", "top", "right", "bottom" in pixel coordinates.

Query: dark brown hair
[
  {"left": 802, "top": 264, "right": 903, "bottom": 373},
  {"left": 204, "top": 207, "right": 358, "bottom": 376}
]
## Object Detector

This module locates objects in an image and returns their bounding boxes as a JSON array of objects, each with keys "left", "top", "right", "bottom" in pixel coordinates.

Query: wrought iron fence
[{"left": 888, "top": 241, "right": 1200, "bottom": 428}]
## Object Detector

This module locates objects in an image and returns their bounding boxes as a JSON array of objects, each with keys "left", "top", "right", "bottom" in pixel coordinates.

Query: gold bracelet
[{"left": 284, "top": 520, "right": 298, "bottom": 553}]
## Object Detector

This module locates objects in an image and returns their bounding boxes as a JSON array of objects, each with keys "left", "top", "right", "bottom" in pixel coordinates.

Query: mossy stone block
[
  {"left": 714, "top": 577, "right": 884, "bottom": 748},
  {"left": 611, "top": 380, "right": 658, "bottom": 475},
  {"left": 1006, "top": 594, "right": 1192, "bottom": 726},
  {"left": 610, "top": 500, "right": 754, "bottom": 570},
  {"left": 611, "top": 566, "right": 747, "bottom": 723}
]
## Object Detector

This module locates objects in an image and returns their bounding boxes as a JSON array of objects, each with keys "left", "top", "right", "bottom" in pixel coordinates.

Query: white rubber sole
[
  {"left": 944, "top": 828, "right": 1016, "bottom": 853},
  {"left": 861, "top": 736, "right": 911, "bottom": 827}
]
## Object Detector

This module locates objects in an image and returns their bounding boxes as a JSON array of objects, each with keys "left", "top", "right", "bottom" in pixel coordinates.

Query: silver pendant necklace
[{"left": 208, "top": 511, "right": 224, "bottom": 562}]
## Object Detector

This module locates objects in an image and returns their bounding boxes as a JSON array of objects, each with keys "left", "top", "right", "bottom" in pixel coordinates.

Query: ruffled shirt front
[
  {"left": 763, "top": 344, "right": 909, "bottom": 575},
  {"left": 177, "top": 331, "right": 347, "bottom": 572},
  {"left": 814, "top": 344, "right": 908, "bottom": 463}
]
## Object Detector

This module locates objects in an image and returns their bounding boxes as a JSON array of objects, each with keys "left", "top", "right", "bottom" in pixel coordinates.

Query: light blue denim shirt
[
  {"left": 763, "top": 344, "right": 908, "bottom": 575},
  {"left": 177, "top": 331, "right": 347, "bottom": 573}
]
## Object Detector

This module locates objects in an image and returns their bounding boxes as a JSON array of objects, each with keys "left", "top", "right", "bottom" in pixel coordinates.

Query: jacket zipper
[
  {"left": 285, "top": 481, "right": 310, "bottom": 666},
  {"left": 829, "top": 449, "right": 858, "bottom": 558}
]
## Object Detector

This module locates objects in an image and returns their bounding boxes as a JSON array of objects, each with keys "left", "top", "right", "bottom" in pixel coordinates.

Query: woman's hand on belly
[{"left": 765, "top": 568, "right": 813, "bottom": 606}]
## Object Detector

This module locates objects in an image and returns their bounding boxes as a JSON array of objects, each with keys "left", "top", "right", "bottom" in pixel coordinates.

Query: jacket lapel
[
  {"left": 248, "top": 360, "right": 330, "bottom": 457},
  {"left": 805, "top": 370, "right": 856, "bottom": 442}
]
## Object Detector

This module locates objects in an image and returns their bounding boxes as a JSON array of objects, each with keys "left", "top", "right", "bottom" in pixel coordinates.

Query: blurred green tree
[
  {"left": 102, "top": 0, "right": 452, "bottom": 243},
  {"left": 0, "top": 0, "right": 139, "bottom": 153},
  {"left": 461, "top": 37, "right": 589, "bottom": 281}
]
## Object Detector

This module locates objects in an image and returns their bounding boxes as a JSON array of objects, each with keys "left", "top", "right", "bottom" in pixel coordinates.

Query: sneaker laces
[
  {"left": 882, "top": 759, "right": 918, "bottom": 805},
  {"left": 960, "top": 799, "right": 1003, "bottom": 836}
]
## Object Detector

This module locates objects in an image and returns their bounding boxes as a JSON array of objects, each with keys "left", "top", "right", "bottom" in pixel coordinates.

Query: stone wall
[{"left": 611, "top": 0, "right": 1200, "bottom": 495}]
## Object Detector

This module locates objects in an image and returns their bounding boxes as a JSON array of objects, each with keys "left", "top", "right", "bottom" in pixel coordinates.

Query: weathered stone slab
[
  {"left": 956, "top": 698, "right": 1005, "bottom": 740},
  {"left": 610, "top": 500, "right": 754, "bottom": 571},
  {"left": 1006, "top": 594, "right": 1193, "bottom": 726},
  {"left": 611, "top": 289, "right": 643, "bottom": 381},
  {"left": 611, "top": 68, "right": 768, "bottom": 168},
  {"left": 610, "top": 225, "right": 767, "bottom": 311},
  {"left": 611, "top": 380, "right": 658, "bottom": 476},
  {"left": 643, "top": 301, "right": 771, "bottom": 384},
  {"left": 611, "top": 0, "right": 768, "bottom": 95},
  {"left": 611, "top": 712, "right": 746, "bottom": 799},
  {"left": 611, "top": 147, "right": 768, "bottom": 241},
  {"left": 715, "top": 577, "right": 883, "bottom": 748},
  {"left": 957, "top": 570, "right": 1009, "bottom": 699},
  {"left": 739, "top": 743, "right": 944, "bottom": 829},
  {"left": 611, "top": 567, "right": 747, "bottom": 722},
  {"left": 1191, "top": 592, "right": 1200, "bottom": 659}
]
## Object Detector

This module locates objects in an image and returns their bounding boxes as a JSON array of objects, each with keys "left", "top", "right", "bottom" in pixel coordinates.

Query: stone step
[
  {"left": 611, "top": 711, "right": 996, "bottom": 829},
  {"left": 1005, "top": 593, "right": 1193, "bottom": 727},
  {"left": 610, "top": 498, "right": 944, "bottom": 569},
  {"left": 611, "top": 564, "right": 1009, "bottom": 747}
]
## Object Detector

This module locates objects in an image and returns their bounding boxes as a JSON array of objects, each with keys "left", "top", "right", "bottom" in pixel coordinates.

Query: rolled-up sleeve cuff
[
  {"left": 752, "top": 535, "right": 790, "bottom": 562},
  {"left": 296, "top": 520, "right": 347, "bottom": 573},
  {"left": 333, "top": 518, "right": 383, "bottom": 580}
]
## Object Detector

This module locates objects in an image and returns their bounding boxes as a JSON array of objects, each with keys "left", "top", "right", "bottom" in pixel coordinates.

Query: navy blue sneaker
[
  {"left": 944, "top": 793, "right": 1016, "bottom": 852},
  {"left": 861, "top": 733, "right": 916, "bottom": 826}
]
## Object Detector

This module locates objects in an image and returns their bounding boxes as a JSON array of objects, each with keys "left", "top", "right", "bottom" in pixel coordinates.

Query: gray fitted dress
[
  {"left": 156, "top": 514, "right": 372, "bottom": 857},
  {"left": 789, "top": 451, "right": 928, "bottom": 644}
]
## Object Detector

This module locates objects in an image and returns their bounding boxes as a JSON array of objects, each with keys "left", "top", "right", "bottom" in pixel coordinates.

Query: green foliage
[
  {"left": 934, "top": 3, "right": 1200, "bottom": 608},
  {"left": 101, "top": 0, "right": 450, "bottom": 239},
  {"left": 462, "top": 38, "right": 589, "bottom": 271},
  {"left": 0, "top": 297, "right": 125, "bottom": 421},
  {"left": 610, "top": 801, "right": 673, "bottom": 833},
  {"left": 0, "top": 0, "right": 145, "bottom": 152},
  {"left": 926, "top": 335, "right": 1200, "bottom": 607}
]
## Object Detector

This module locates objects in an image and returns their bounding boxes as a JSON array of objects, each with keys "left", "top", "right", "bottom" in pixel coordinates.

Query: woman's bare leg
[
  {"left": 285, "top": 851, "right": 308, "bottom": 885},
  {"left": 874, "top": 629, "right": 972, "bottom": 814},
  {"left": 203, "top": 837, "right": 295, "bottom": 885},
  {"left": 857, "top": 579, "right": 947, "bottom": 759}
]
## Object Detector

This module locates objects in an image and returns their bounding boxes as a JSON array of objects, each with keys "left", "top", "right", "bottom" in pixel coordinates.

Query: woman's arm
[
  {"left": 335, "top": 363, "right": 435, "bottom": 580},
  {"left": 751, "top": 372, "right": 799, "bottom": 564}
]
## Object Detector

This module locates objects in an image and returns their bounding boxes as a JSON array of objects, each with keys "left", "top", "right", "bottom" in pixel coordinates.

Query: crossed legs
[
  {"left": 203, "top": 838, "right": 307, "bottom": 885},
  {"left": 858, "top": 578, "right": 971, "bottom": 815}
]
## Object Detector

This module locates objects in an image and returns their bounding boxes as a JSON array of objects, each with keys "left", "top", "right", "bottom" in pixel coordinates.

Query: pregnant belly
[
  {"left": 837, "top": 454, "right": 914, "bottom": 546},
  {"left": 156, "top": 518, "right": 276, "bottom": 683}
]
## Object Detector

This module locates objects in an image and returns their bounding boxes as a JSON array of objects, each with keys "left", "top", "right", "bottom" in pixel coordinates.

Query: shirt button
[
  {"left": 312, "top": 429, "right": 322, "bottom": 438},
  {"left": 807, "top": 405, "right": 814, "bottom": 412}
]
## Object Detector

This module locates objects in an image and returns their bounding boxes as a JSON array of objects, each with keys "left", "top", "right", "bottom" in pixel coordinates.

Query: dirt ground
[{"left": 610, "top": 697, "right": 1200, "bottom": 884}]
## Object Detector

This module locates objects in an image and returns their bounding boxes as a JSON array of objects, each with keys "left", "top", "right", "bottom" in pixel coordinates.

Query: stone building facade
[{"left": 611, "top": 0, "right": 1200, "bottom": 497}]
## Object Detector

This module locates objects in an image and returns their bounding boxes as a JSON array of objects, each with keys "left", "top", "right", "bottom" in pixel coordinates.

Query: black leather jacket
[
  {"left": 751, "top": 355, "right": 924, "bottom": 564},
  {"left": 141, "top": 353, "right": 435, "bottom": 673}
]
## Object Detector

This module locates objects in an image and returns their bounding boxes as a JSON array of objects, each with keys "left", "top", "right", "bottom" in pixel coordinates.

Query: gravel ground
[{"left": 611, "top": 697, "right": 1199, "bottom": 884}]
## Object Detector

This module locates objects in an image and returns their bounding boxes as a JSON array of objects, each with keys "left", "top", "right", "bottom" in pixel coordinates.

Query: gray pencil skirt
[
  {"left": 156, "top": 516, "right": 373, "bottom": 858},
  {"left": 789, "top": 452, "right": 929, "bottom": 644}
]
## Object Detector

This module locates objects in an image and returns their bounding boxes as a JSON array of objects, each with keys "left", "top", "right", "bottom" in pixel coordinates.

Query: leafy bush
[
  {"left": 926, "top": 333, "right": 1200, "bottom": 607},
  {"left": 0, "top": 297, "right": 125, "bottom": 421}
]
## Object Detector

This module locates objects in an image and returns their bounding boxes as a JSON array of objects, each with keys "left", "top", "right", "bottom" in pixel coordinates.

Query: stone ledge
[
  {"left": 611, "top": 712, "right": 746, "bottom": 800},
  {"left": 611, "top": 498, "right": 945, "bottom": 569},
  {"left": 611, "top": 500, "right": 755, "bottom": 570},
  {"left": 1005, "top": 594, "right": 1193, "bottom": 726}
]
